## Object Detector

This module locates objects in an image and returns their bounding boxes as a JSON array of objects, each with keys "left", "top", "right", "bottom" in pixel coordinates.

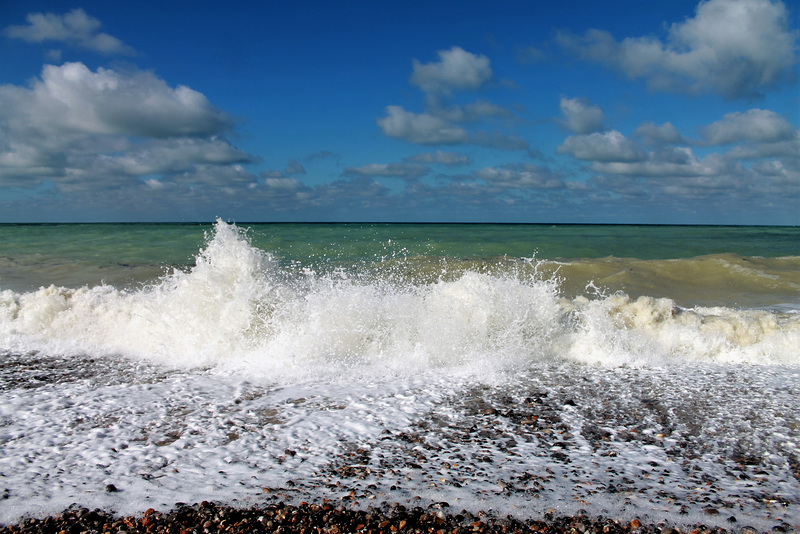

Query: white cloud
[
  {"left": 558, "top": 0, "right": 798, "bottom": 99},
  {"left": 172, "top": 164, "right": 255, "bottom": 187},
  {"left": 753, "top": 159, "right": 792, "bottom": 178},
  {"left": 587, "top": 155, "right": 761, "bottom": 205},
  {"left": 264, "top": 177, "right": 304, "bottom": 190},
  {"left": 3, "top": 8, "right": 136, "bottom": 55},
  {"left": 410, "top": 47, "right": 492, "bottom": 94},
  {"left": 557, "top": 131, "right": 647, "bottom": 162},
  {"left": 0, "top": 62, "right": 253, "bottom": 190},
  {"left": 559, "top": 97, "right": 604, "bottom": 134},
  {"left": 474, "top": 164, "right": 564, "bottom": 189},
  {"left": 379, "top": 47, "right": 528, "bottom": 152},
  {"left": 699, "top": 109, "right": 796, "bottom": 145},
  {"left": 550, "top": 111, "right": 799, "bottom": 211},
  {"left": 344, "top": 162, "right": 429, "bottom": 180},
  {"left": 726, "top": 132, "right": 800, "bottom": 159},
  {"left": 377, "top": 105, "right": 528, "bottom": 150},
  {"left": 112, "top": 139, "right": 255, "bottom": 176},
  {"left": 404, "top": 150, "right": 472, "bottom": 166},
  {"left": 432, "top": 99, "right": 511, "bottom": 123},
  {"left": 592, "top": 150, "right": 732, "bottom": 178},
  {"left": 144, "top": 178, "right": 165, "bottom": 190},
  {"left": 633, "top": 122, "right": 687, "bottom": 146},
  {"left": 2, "top": 63, "right": 232, "bottom": 141},
  {"left": 314, "top": 176, "right": 393, "bottom": 205},
  {"left": 377, "top": 106, "right": 469, "bottom": 144}
]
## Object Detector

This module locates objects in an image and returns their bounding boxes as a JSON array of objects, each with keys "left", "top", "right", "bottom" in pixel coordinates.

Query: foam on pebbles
[{"left": 1, "top": 351, "right": 798, "bottom": 532}]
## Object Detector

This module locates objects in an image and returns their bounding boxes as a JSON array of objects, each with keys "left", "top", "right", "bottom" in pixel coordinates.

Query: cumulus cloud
[
  {"left": 263, "top": 176, "right": 305, "bottom": 190},
  {"left": 0, "top": 62, "right": 253, "bottom": 190},
  {"left": 377, "top": 103, "right": 528, "bottom": 150},
  {"left": 344, "top": 162, "right": 429, "bottom": 180},
  {"left": 377, "top": 106, "right": 469, "bottom": 145},
  {"left": 112, "top": 139, "right": 254, "bottom": 176},
  {"left": 726, "top": 132, "right": 800, "bottom": 159},
  {"left": 379, "top": 47, "right": 528, "bottom": 152},
  {"left": 699, "top": 109, "right": 796, "bottom": 145},
  {"left": 3, "top": 8, "right": 136, "bottom": 55},
  {"left": 2, "top": 62, "right": 232, "bottom": 140},
  {"left": 171, "top": 164, "right": 255, "bottom": 187},
  {"left": 404, "top": 150, "right": 472, "bottom": 166},
  {"left": 586, "top": 155, "right": 763, "bottom": 209},
  {"left": 314, "top": 176, "right": 393, "bottom": 207},
  {"left": 557, "top": 131, "right": 647, "bottom": 162},
  {"left": 410, "top": 47, "right": 492, "bottom": 94},
  {"left": 559, "top": 97, "right": 604, "bottom": 134},
  {"left": 558, "top": 0, "right": 798, "bottom": 99},
  {"left": 592, "top": 150, "right": 732, "bottom": 178},
  {"left": 474, "top": 163, "right": 564, "bottom": 189},
  {"left": 633, "top": 122, "right": 688, "bottom": 146},
  {"left": 549, "top": 109, "right": 798, "bottom": 216},
  {"left": 433, "top": 99, "right": 512, "bottom": 123},
  {"left": 752, "top": 159, "right": 793, "bottom": 178}
]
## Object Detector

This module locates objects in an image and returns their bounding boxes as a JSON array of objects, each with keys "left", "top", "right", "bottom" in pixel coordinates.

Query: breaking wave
[{"left": 1, "top": 220, "right": 798, "bottom": 382}]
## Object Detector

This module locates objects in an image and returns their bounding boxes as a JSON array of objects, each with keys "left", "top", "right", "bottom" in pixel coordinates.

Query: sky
[{"left": 0, "top": 0, "right": 798, "bottom": 224}]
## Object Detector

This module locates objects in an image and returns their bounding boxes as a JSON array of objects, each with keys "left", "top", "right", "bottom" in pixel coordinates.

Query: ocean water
[{"left": 0, "top": 221, "right": 798, "bottom": 530}]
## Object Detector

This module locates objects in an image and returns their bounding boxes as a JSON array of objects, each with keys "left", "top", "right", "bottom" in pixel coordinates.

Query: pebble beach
[{"left": 0, "top": 499, "right": 768, "bottom": 534}]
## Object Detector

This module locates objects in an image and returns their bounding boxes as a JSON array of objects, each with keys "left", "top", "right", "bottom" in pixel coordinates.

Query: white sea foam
[
  {"left": 0, "top": 220, "right": 798, "bottom": 379},
  {"left": 0, "top": 353, "right": 798, "bottom": 530}
]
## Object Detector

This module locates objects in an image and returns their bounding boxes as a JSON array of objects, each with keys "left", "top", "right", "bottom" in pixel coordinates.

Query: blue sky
[{"left": 0, "top": 0, "right": 798, "bottom": 223}]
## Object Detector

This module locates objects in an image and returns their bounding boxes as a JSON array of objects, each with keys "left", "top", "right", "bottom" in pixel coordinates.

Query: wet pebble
[{"left": 0, "top": 499, "right": 749, "bottom": 534}]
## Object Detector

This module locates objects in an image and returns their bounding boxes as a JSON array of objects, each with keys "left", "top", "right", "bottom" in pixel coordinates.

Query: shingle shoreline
[{"left": 0, "top": 499, "right": 765, "bottom": 534}]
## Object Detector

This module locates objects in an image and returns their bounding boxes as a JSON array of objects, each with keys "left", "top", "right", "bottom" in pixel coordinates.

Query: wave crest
[{"left": 1, "top": 220, "right": 798, "bottom": 381}]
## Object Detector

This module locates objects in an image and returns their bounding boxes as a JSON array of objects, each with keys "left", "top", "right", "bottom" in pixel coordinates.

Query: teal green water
[
  {"left": 1, "top": 222, "right": 799, "bottom": 308},
  {"left": 2, "top": 222, "right": 798, "bottom": 262}
]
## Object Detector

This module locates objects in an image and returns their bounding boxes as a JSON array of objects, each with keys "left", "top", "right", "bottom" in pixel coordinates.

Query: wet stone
[{"left": 0, "top": 500, "right": 744, "bottom": 534}]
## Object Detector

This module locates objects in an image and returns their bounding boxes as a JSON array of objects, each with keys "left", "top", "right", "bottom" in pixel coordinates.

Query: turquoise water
[
  {"left": 2, "top": 223, "right": 798, "bottom": 265},
  {"left": 2, "top": 222, "right": 798, "bottom": 307}
]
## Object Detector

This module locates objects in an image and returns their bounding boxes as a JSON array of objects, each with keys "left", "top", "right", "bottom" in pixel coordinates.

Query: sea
[{"left": 1, "top": 220, "right": 798, "bottom": 530}]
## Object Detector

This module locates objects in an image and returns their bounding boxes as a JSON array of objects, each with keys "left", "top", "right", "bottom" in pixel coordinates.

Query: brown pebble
[{"left": 0, "top": 498, "right": 747, "bottom": 534}]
